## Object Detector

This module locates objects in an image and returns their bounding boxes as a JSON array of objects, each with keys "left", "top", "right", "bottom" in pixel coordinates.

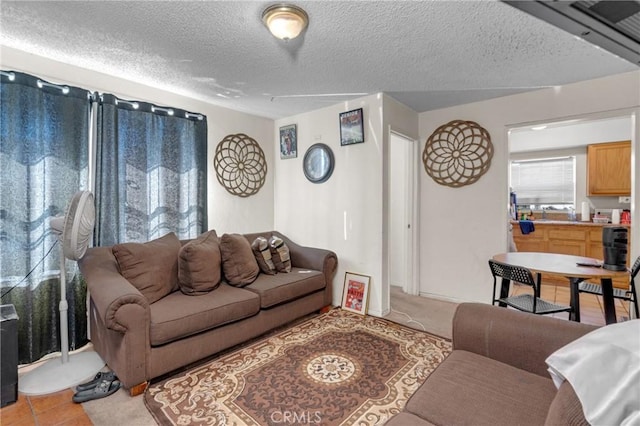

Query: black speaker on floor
[
  {"left": 602, "top": 226, "right": 628, "bottom": 271},
  {"left": 1, "top": 304, "right": 18, "bottom": 407}
]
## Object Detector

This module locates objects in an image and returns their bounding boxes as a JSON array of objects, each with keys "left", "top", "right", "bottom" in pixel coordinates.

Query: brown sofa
[
  {"left": 78, "top": 231, "right": 337, "bottom": 395},
  {"left": 387, "top": 303, "right": 597, "bottom": 426}
]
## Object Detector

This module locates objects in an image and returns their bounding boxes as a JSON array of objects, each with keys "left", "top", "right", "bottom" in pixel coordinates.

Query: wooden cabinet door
[
  {"left": 548, "top": 240, "right": 587, "bottom": 257},
  {"left": 515, "top": 238, "right": 546, "bottom": 252},
  {"left": 587, "top": 228, "right": 603, "bottom": 260},
  {"left": 548, "top": 226, "right": 587, "bottom": 256},
  {"left": 512, "top": 225, "right": 546, "bottom": 252},
  {"left": 587, "top": 141, "right": 631, "bottom": 196}
]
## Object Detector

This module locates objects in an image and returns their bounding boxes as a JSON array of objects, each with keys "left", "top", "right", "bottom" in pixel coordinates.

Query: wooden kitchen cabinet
[
  {"left": 587, "top": 140, "right": 631, "bottom": 196},
  {"left": 512, "top": 221, "right": 631, "bottom": 289},
  {"left": 545, "top": 226, "right": 587, "bottom": 257}
]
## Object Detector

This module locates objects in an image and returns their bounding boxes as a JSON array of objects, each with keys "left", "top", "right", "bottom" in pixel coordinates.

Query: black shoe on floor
[
  {"left": 73, "top": 378, "right": 121, "bottom": 403},
  {"left": 75, "top": 371, "right": 117, "bottom": 392}
]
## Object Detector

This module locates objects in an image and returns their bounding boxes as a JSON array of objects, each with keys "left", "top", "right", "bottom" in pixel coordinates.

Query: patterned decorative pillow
[
  {"left": 269, "top": 235, "right": 291, "bottom": 273},
  {"left": 251, "top": 236, "right": 277, "bottom": 275},
  {"left": 178, "top": 230, "right": 222, "bottom": 295},
  {"left": 112, "top": 232, "right": 181, "bottom": 303},
  {"left": 219, "top": 233, "right": 260, "bottom": 286}
]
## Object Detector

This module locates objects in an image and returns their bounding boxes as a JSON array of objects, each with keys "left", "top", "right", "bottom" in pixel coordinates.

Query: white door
[{"left": 388, "top": 132, "right": 418, "bottom": 295}]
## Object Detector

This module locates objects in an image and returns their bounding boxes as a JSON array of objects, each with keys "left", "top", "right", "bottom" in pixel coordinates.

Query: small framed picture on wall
[
  {"left": 341, "top": 272, "right": 371, "bottom": 315},
  {"left": 279, "top": 124, "right": 297, "bottom": 159},
  {"left": 339, "top": 108, "right": 364, "bottom": 146}
]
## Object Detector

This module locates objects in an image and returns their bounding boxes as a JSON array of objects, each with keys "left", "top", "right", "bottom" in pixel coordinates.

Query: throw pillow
[
  {"left": 219, "top": 233, "right": 260, "bottom": 286},
  {"left": 112, "top": 232, "right": 181, "bottom": 304},
  {"left": 269, "top": 235, "right": 292, "bottom": 273},
  {"left": 178, "top": 230, "right": 222, "bottom": 295},
  {"left": 251, "top": 236, "right": 277, "bottom": 275}
]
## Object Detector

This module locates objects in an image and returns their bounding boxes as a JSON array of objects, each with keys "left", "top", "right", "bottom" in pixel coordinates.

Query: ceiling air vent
[{"left": 504, "top": 0, "right": 640, "bottom": 66}]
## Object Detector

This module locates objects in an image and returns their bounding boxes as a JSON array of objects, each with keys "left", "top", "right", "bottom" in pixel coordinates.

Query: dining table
[{"left": 492, "top": 252, "right": 630, "bottom": 324}]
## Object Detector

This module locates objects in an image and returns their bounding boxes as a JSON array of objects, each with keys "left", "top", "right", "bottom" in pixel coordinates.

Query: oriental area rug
[{"left": 144, "top": 308, "right": 451, "bottom": 426}]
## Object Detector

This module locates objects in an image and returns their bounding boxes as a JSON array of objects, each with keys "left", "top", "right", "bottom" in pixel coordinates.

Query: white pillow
[{"left": 546, "top": 319, "right": 640, "bottom": 426}]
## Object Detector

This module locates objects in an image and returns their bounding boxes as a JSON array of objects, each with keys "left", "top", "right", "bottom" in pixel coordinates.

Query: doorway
[
  {"left": 506, "top": 112, "right": 637, "bottom": 318},
  {"left": 388, "top": 131, "right": 419, "bottom": 296}
]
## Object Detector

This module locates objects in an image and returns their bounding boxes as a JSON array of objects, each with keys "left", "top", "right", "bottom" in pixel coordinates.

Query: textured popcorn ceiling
[{"left": 0, "top": 1, "right": 636, "bottom": 119}]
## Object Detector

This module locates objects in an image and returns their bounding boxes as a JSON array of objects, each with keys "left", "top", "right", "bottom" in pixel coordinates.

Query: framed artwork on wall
[
  {"left": 339, "top": 108, "right": 364, "bottom": 146},
  {"left": 341, "top": 272, "right": 371, "bottom": 315},
  {"left": 279, "top": 124, "right": 297, "bottom": 159}
]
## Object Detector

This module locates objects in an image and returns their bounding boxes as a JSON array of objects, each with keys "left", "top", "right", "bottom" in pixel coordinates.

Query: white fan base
[{"left": 18, "top": 352, "right": 105, "bottom": 396}]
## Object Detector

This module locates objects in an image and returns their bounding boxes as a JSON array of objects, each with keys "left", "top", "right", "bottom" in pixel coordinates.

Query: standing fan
[{"left": 19, "top": 191, "right": 105, "bottom": 395}]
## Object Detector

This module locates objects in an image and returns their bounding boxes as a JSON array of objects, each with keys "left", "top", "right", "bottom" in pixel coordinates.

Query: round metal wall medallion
[
  {"left": 422, "top": 120, "right": 493, "bottom": 188},
  {"left": 213, "top": 133, "right": 267, "bottom": 197},
  {"left": 303, "top": 143, "right": 334, "bottom": 183}
]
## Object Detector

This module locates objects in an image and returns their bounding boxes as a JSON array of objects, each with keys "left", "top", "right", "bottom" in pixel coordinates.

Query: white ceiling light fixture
[{"left": 262, "top": 4, "right": 309, "bottom": 41}]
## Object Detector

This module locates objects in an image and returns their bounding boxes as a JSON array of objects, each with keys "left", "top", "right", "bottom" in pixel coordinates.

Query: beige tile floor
[{"left": 511, "top": 283, "right": 632, "bottom": 325}]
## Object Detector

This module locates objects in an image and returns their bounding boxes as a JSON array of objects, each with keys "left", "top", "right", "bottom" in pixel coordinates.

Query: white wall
[
  {"left": 273, "top": 94, "right": 385, "bottom": 313},
  {"left": 418, "top": 71, "right": 640, "bottom": 303},
  {"left": 0, "top": 46, "right": 275, "bottom": 234},
  {"left": 273, "top": 93, "right": 419, "bottom": 316},
  {"left": 510, "top": 116, "right": 631, "bottom": 153}
]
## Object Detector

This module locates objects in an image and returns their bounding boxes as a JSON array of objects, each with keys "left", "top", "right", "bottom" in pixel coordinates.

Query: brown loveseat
[
  {"left": 78, "top": 231, "right": 337, "bottom": 395},
  {"left": 387, "top": 303, "right": 597, "bottom": 426}
]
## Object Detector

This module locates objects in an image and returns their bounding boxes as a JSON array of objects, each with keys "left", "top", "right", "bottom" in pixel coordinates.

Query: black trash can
[
  {"left": 602, "top": 226, "right": 628, "bottom": 271},
  {"left": 1, "top": 304, "right": 19, "bottom": 407}
]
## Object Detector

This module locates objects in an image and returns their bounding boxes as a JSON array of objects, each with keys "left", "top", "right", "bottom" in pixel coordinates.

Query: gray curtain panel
[
  {"left": 0, "top": 70, "right": 90, "bottom": 364},
  {"left": 95, "top": 94, "right": 207, "bottom": 246}
]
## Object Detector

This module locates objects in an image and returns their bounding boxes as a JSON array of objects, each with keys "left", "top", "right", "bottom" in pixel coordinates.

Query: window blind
[{"left": 510, "top": 156, "right": 575, "bottom": 205}]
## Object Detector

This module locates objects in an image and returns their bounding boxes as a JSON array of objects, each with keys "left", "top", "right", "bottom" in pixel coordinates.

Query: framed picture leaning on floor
[{"left": 341, "top": 272, "right": 370, "bottom": 315}]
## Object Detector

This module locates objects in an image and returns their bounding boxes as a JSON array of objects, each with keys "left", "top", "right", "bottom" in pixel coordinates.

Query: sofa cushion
[
  {"left": 251, "top": 236, "right": 276, "bottom": 275},
  {"left": 148, "top": 283, "right": 260, "bottom": 346},
  {"left": 405, "top": 350, "right": 557, "bottom": 426},
  {"left": 178, "top": 230, "right": 222, "bottom": 295},
  {"left": 385, "top": 413, "right": 437, "bottom": 426},
  {"left": 219, "top": 233, "right": 260, "bottom": 286},
  {"left": 244, "top": 267, "right": 324, "bottom": 308},
  {"left": 112, "top": 232, "right": 180, "bottom": 304},
  {"left": 269, "top": 235, "right": 291, "bottom": 273},
  {"left": 545, "top": 381, "right": 589, "bottom": 426}
]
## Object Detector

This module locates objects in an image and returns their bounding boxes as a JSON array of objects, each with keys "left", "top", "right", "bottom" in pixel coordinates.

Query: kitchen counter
[
  {"left": 510, "top": 220, "right": 631, "bottom": 288},
  {"left": 510, "top": 220, "right": 631, "bottom": 227}
]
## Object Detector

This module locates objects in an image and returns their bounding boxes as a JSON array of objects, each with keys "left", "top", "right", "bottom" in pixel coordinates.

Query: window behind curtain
[
  {"left": 95, "top": 94, "right": 207, "bottom": 246},
  {"left": 510, "top": 156, "right": 576, "bottom": 209},
  {"left": 0, "top": 71, "right": 90, "bottom": 363}
]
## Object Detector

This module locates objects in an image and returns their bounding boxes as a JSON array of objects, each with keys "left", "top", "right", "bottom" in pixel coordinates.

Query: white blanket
[{"left": 546, "top": 320, "right": 640, "bottom": 426}]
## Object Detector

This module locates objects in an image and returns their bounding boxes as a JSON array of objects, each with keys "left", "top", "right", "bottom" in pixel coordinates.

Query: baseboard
[{"left": 417, "top": 292, "right": 469, "bottom": 304}]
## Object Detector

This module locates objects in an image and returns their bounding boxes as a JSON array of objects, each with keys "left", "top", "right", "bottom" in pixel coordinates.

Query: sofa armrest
[
  {"left": 79, "top": 247, "right": 150, "bottom": 333},
  {"left": 273, "top": 231, "right": 338, "bottom": 306},
  {"left": 274, "top": 232, "right": 337, "bottom": 274},
  {"left": 452, "top": 303, "right": 597, "bottom": 377}
]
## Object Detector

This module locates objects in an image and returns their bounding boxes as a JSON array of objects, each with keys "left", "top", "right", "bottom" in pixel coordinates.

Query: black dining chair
[
  {"left": 578, "top": 255, "right": 639, "bottom": 319},
  {"left": 489, "top": 259, "right": 572, "bottom": 316}
]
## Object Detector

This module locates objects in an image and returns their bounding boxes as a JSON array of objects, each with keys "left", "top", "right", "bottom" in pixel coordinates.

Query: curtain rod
[
  {"left": 37, "top": 79, "right": 70, "bottom": 94},
  {"left": 0, "top": 71, "right": 15, "bottom": 81}
]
